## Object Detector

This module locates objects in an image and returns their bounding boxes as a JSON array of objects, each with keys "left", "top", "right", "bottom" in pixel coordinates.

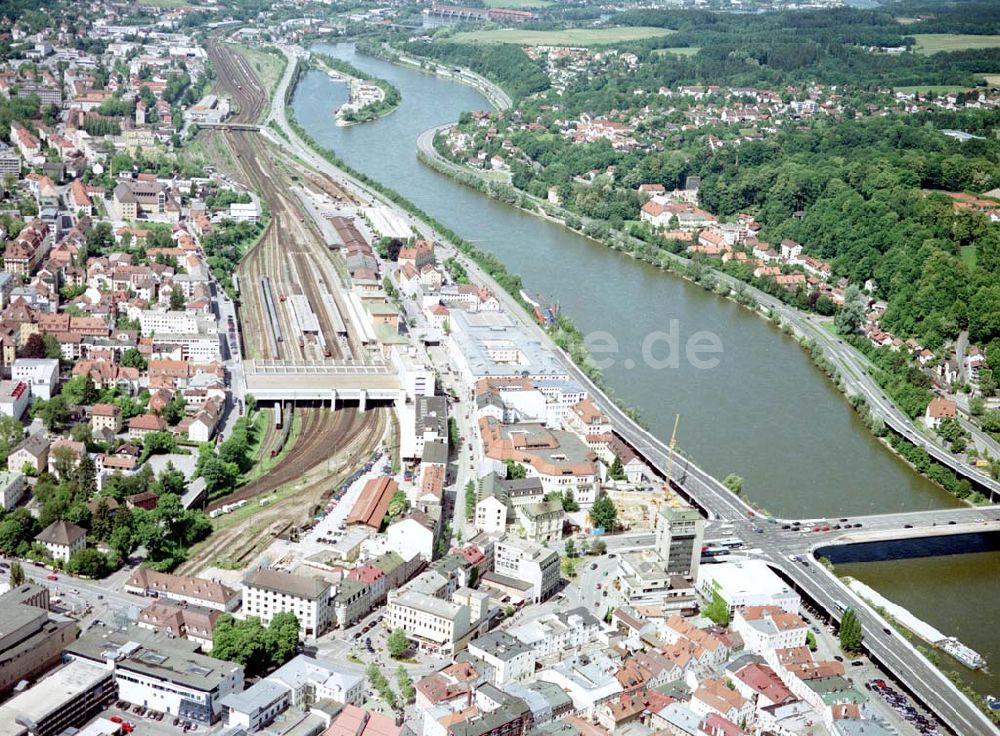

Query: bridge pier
[
  {"left": 330, "top": 390, "right": 337, "bottom": 412},
  {"left": 358, "top": 389, "right": 367, "bottom": 412}
]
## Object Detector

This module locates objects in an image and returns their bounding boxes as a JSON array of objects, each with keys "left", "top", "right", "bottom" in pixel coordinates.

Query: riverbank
[
  {"left": 310, "top": 52, "right": 400, "bottom": 125},
  {"left": 355, "top": 40, "right": 512, "bottom": 111},
  {"left": 415, "top": 123, "right": 996, "bottom": 507},
  {"left": 287, "top": 40, "right": 974, "bottom": 519}
]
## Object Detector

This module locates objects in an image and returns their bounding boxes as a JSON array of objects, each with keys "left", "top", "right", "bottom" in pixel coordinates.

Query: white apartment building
[
  {"left": 137, "top": 309, "right": 201, "bottom": 335},
  {"left": 508, "top": 607, "right": 606, "bottom": 658},
  {"left": 242, "top": 569, "right": 333, "bottom": 640},
  {"left": 0, "top": 471, "right": 24, "bottom": 512},
  {"left": 265, "top": 655, "right": 365, "bottom": 707},
  {"left": 386, "top": 590, "right": 471, "bottom": 654},
  {"left": 387, "top": 512, "right": 437, "bottom": 562},
  {"left": 467, "top": 631, "right": 535, "bottom": 686},
  {"left": 733, "top": 606, "right": 808, "bottom": 654},
  {"left": 493, "top": 538, "right": 560, "bottom": 603}
]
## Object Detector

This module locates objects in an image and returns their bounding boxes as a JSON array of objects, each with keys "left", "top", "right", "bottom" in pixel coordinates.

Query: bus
[{"left": 717, "top": 538, "right": 745, "bottom": 550}]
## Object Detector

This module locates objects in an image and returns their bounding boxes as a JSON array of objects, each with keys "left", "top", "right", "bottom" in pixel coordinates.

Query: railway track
[
  {"left": 226, "top": 131, "right": 350, "bottom": 361},
  {"left": 208, "top": 39, "right": 267, "bottom": 125},
  {"left": 172, "top": 40, "right": 390, "bottom": 575},
  {"left": 180, "top": 406, "right": 388, "bottom": 575},
  {"left": 207, "top": 406, "right": 366, "bottom": 510}
]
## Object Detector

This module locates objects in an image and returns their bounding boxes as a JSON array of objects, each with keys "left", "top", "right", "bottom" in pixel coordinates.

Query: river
[
  {"left": 295, "top": 42, "right": 956, "bottom": 519},
  {"left": 291, "top": 40, "right": 1000, "bottom": 701}
]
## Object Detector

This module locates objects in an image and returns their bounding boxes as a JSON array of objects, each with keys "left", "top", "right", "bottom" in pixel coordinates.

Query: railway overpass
[{"left": 242, "top": 359, "right": 404, "bottom": 408}]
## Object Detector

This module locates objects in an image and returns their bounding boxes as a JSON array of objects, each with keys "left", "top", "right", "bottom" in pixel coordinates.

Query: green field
[
  {"left": 653, "top": 46, "right": 701, "bottom": 57},
  {"left": 894, "top": 84, "right": 973, "bottom": 94},
  {"left": 449, "top": 27, "right": 675, "bottom": 46},
  {"left": 913, "top": 34, "right": 1000, "bottom": 54},
  {"left": 983, "top": 74, "right": 1000, "bottom": 86},
  {"left": 137, "top": 0, "right": 188, "bottom": 7},
  {"left": 483, "top": 0, "right": 552, "bottom": 7}
]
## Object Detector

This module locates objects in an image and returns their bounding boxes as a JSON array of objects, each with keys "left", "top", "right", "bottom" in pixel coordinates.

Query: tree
[
  {"left": 806, "top": 630, "right": 817, "bottom": 652},
  {"left": 504, "top": 460, "right": 526, "bottom": 479},
  {"left": 703, "top": 591, "right": 730, "bottom": 626},
  {"left": 9, "top": 561, "right": 25, "bottom": 587},
  {"left": 589, "top": 495, "right": 618, "bottom": 532},
  {"left": 839, "top": 608, "right": 864, "bottom": 654},
  {"left": 591, "top": 538, "right": 607, "bottom": 556},
  {"left": 723, "top": 473, "right": 744, "bottom": 495},
  {"left": 212, "top": 614, "right": 271, "bottom": 676},
  {"left": 0, "top": 509, "right": 39, "bottom": 555},
  {"left": 161, "top": 395, "right": 186, "bottom": 426},
  {"left": 387, "top": 628, "right": 409, "bottom": 659},
  {"left": 140, "top": 431, "right": 176, "bottom": 461},
  {"left": 564, "top": 538, "right": 577, "bottom": 558},
  {"left": 396, "top": 666, "right": 415, "bottom": 705},
  {"left": 464, "top": 480, "right": 476, "bottom": 521},
  {"left": 66, "top": 548, "right": 114, "bottom": 578},
  {"left": 366, "top": 664, "right": 398, "bottom": 708},
  {"left": 0, "top": 416, "right": 25, "bottom": 467},
  {"left": 33, "top": 395, "right": 70, "bottom": 430},
  {"left": 560, "top": 555, "right": 577, "bottom": 578},
  {"left": 608, "top": 455, "right": 626, "bottom": 481},
  {"left": 386, "top": 490, "right": 408, "bottom": 521},
  {"left": 202, "top": 456, "right": 239, "bottom": 495},
  {"left": 121, "top": 348, "right": 147, "bottom": 370},
  {"left": 265, "top": 612, "right": 301, "bottom": 666},
  {"left": 835, "top": 285, "right": 866, "bottom": 335},
  {"left": 19, "top": 333, "right": 46, "bottom": 359}
]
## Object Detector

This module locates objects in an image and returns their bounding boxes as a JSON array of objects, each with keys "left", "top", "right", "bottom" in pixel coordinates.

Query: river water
[
  {"left": 295, "top": 42, "right": 956, "bottom": 519},
  {"left": 292, "top": 40, "right": 1000, "bottom": 700}
]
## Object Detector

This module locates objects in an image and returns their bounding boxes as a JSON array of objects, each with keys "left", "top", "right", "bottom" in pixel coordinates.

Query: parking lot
[
  {"left": 867, "top": 679, "right": 943, "bottom": 736},
  {"left": 295, "top": 451, "right": 391, "bottom": 556},
  {"left": 98, "top": 702, "right": 202, "bottom": 736}
]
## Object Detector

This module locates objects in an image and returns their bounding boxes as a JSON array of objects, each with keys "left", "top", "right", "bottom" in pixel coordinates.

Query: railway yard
[{"left": 178, "top": 41, "right": 391, "bottom": 572}]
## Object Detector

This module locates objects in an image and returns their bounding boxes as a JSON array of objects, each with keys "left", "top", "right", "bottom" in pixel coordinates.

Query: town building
[
  {"left": 65, "top": 627, "right": 244, "bottom": 724},
  {"left": 492, "top": 538, "right": 560, "bottom": 603},
  {"left": 0, "top": 658, "right": 115, "bottom": 736},
  {"left": 35, "top": 519, "right": 86, "bottom": 562},
  {"left": 0, "top": 471, "right": 24, "bottom": 511},
  {"left": 265, "top": 655, "right": 365, "bottom": 707},
  {"left": 125, "top": 568, "right": 241, "bottom": 611},
  {"left": 242, "top": 568, "right": 333, "bottom": 639},
  {"left": 0, "top": 584, "right": 77, "bottom": 698},
  {"left": 696, "top": 560, "right": 801, "bottom": 614},
  {"left": 11, "top": 358, "right": 59, "bottom": 400},
  {"left": 8, "top": 432, "right": 49, "bottom": 474},
  {"left": 654, "top": 505, "right": 705, "bottom": 579},
  {"left": 467, "top": 631, "right": 535, "bottom": 686},
  {"left": 386, "top": 590, "right": 473, "bottom": 654}
]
